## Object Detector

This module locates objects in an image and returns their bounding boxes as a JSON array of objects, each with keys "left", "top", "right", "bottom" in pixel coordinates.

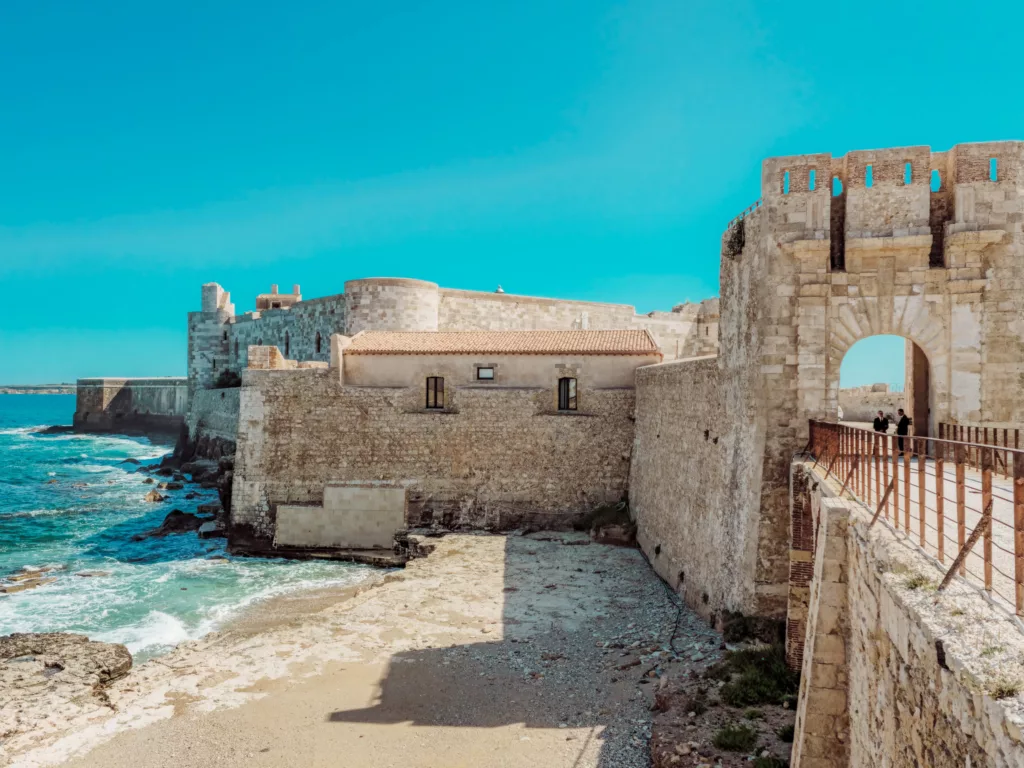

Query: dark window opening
[
  {"left": 223, "top": 331, "right": 228, "bottom": 341},
  {"left": 426, "top": 377, "right": 444, "bottom": 409},
  {"left": 476, "top": 367, "right": 494, "bottom": 380},
  {"left": 212, "top": 360, "right": 217, "bottom": 370},
  {"left": 558, "top": 377, "right": 577, "bottom": 411},
  {"left": 315, "top": 332, "right": 322, "bottom": 354},
  {"left": 284, "top": 332, "right": 290, "bottom": 357},
  {"left": 235, "top": 340, "right": 239, "bottom": 357},
  {"left": 257, "top": 338, "right": 263, "bottom": 346},
  {"left": 271, "top": 301, "right": 281, "bottom": 309}
]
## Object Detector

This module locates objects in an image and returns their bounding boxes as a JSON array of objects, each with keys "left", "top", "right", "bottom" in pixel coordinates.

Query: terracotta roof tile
[{"left": 345, "top": 330, "right": 661, "bottom": 356}]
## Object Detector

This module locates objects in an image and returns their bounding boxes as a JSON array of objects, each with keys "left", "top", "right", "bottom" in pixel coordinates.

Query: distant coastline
[{"left": 0, "top": 385, "right": 75, "bottom": 395}]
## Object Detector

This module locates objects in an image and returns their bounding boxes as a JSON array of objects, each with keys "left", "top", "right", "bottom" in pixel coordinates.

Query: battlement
[{"left": 255, "top": 284, "right": 302, "bottom": 311}]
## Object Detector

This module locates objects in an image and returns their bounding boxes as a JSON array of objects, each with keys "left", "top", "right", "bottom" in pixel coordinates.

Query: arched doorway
[{"left": 836, "top": 334, "right": 930, "bottom": 437}]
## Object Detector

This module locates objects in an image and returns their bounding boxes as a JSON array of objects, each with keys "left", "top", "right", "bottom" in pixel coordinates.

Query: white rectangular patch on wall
[{"left": 274, "top": 483, "right": 406, "bottom": 550}]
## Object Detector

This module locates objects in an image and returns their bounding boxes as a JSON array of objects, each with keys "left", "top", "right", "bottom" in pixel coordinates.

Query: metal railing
[
  {"left": 808, "top": 420, "right": 1024, "bottom": 615},
  {"left": 939, "top": 423, "right": 1021, "bottom": 478}
]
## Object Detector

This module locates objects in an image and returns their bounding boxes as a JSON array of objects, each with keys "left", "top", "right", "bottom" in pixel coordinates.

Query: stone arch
[{"left": 822, "top": 295, "right": 953, "bottom": 437}]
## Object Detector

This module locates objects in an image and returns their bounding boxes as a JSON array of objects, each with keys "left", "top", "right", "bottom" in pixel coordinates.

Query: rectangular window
[
  {"left": 558, "top": 377, "right": 577, "bottom": 411},
  {"left": 476, "top": 367, "right": 494, "bottom": 380},
  {"left": 426, "top": 376, "right": 444, "bottom": 409}
]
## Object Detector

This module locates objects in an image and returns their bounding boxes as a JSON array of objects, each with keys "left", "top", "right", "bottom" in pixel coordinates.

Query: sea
[{"left": 0, "top": 394, "right": 369, "bottom": 661}]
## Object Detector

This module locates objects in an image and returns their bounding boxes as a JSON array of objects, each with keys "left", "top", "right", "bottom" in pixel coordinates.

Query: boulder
[
  {"left": 142, "top": 477, "right": 155, "bottom": 485},
  {"left": 154, "top": 467, "right": 175, "bottom": 477},
  {"left": 158, "top": 481, "right": 184, "bottom": 491},
  {"left": 119, "top": 458, "right": 141, "bottom": 465},
  {"left": 0, "top": 577, "right": 56, "bottom": 594},
  {"left": 1, "top": 631, "right": 131, "bottom": 695},
  {"left": 132, "top": 510, "right": 205, "bottom": 541},
  {"left": 143, "top": 490, "right": 166, "bottom": 503},
  {"left": 184, "top": 492, "right": 199, "bottom": 500},
  {"left": 198, "top": 521, "right": 227, "bottom": 539}
]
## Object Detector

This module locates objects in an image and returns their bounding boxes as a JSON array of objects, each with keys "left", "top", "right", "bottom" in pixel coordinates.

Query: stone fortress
[{"left": 73, "top": 140, "right": 1024, "bottom": 767}]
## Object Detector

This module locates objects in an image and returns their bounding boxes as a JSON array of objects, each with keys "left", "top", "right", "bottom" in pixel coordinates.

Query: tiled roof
[{"left": 345, "top": 330, "right": 661, "bottom": 356}]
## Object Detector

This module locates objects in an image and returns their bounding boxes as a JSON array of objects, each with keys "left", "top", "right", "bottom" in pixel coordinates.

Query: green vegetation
[
  {"left": 213, "top": 370, "right": 242, "bottom": 389},
  {"left": 980, "top": 645, "right": 1002, "bottom": 658},
  {"left": 990, "top": 678, "right": 1021, "bottom": 700},
  {"left": 706, "top": 645, "right": 800, "bottom": 707},
  {"left": 776, "top": 723, "right": 795, "bottom": 743},
  {"left": 744, "top": 708, "right": 764, "bottom": 720},
  {"left": 683, "top": 687, "right": 708, "bottom": 716},
  {"left": 904, "top": 573, "right": 935, "bottom": 591},
  {"left": 753, "top": 757, "right": 789, "bottom": 768},
  {"left": 712, "top": 723, "right": 758, "bottom": 752}
]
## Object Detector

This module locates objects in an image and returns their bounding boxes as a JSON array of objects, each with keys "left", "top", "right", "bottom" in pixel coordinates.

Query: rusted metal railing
[
  {"left": 939, "top": 423, "right": 1021, "bottom": 478},
  {"left": 809, "top": 420, "right": 1024, "bottom": 616}
]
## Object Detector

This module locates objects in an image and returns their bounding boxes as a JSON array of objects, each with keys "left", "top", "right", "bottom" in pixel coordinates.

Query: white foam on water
[{"left": 93, "top": 610, "right": 196, "bottom": 656}]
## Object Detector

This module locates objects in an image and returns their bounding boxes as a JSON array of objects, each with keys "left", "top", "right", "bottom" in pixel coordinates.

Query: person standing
[
  {"left": 896, "top": 408, "right": 912, "bottom": 454},
  {"left": 873, "top": 410, "right": 889, "bottom": 434}
]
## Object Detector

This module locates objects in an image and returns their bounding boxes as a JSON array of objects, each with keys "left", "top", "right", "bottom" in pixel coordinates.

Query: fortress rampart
[
  {"left": 186, "top": 277, "right": 719, "bottom": 400},
  {"left": 73, "top": 378, "right": 188, "bottom": 437},
  {"left": 632, "top": 140, "right": 1024, "bottom": 620}
]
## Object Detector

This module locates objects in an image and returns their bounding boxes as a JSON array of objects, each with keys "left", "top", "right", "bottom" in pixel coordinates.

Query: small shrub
[
  {"left": 903, "top": 572, "right": 935, "bottom": 591},
  {"left": 744, "top": 708, "right": 764, "bottom": 720},
  {"left": 980, "top": 646, "right": 1002, "bottom": 658},
  {"left": 776, "top": 723, "right": 795, "bottom": 743},
  {"left": 213, "top": 370, "right": 242, "bottom": 389},
  {"left": 990, "top": 678, "right": 1021, "bottom": 700},
  {"left": 712, "top": 723, "right": 757, "bottom": 752},
  {"left": 753, "top": 757, "right": 789, "bottom": 768},
  {"left": 710, "top": 645, "right": 800, "bottom": 707}
]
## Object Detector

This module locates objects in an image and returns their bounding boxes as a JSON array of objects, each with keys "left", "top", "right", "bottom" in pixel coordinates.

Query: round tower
[{"left": 344, "top": 278, "right": 440, "bottom": 335}]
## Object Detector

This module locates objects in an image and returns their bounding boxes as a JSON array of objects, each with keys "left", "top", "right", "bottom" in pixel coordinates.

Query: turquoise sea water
[{"left": 0, "top": 394, "right": 368, "bottom": 661}]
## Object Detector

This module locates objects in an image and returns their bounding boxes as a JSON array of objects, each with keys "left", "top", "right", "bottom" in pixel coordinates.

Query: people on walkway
[
  {"left": 873, "top": 410, "right": 889, "bottom": 434},
  {"left": 896, "top": 408, "right": 912, "bottom": 453}
]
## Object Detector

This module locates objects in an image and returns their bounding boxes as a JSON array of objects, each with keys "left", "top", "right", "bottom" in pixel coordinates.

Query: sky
[{"left": 2, "top": 0, "right": 1022, "bottom": 384}]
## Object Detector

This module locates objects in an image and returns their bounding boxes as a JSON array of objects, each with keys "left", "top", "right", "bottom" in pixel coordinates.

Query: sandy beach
[{"left": 4, "top": 533, "right": 721, "bottom": 768}]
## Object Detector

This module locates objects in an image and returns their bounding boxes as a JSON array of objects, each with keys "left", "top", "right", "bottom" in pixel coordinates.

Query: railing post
[
  {"left": 982, "top": 447, "right": 993, "bottom": 593},
  {"left": 1015, "top": 451, "right": 1024, "bottom": 616},
  {"left": 874, "top": 432, "right": 881, "bottom": 508},
  {"left": 918, "top": 437, "right": 926, "bottom": 549},
  {"left": 956, "top": 445, "right": 967, "bottom": 576},
  {"left": 936, "top": 440, "right": 945, "bottom": 564},
  {"left": 903, "top": 436, "right": 911, "bottom": 533},
  {"left": 892, "top": 435, "right": 900, "bottom": 529}
]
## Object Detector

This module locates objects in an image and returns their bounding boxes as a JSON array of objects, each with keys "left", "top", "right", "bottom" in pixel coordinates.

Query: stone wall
[
  {"left": 230, "top": 367, "right": 635, "bottom": 548},
  {"left": 789, "top": 461, "right": 1024, "bottom": 767},
  {"left": 838, "top": 384, "right": 905, "bottom": 422},
  {"left": 73, "top": 378, "right": 187, "bottom": 437},
  {"left": 186, "top": 387, "right": 240, "bottom": 444}
]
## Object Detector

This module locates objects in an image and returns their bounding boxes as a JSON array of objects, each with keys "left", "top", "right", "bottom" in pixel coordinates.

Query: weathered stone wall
[
  {"left": 789, "top": 462, "right": 1024, "bottom": 767},
  {"left": 630, "top": 357, "right": 752, "bottom": 618},
  {"left": 186, "top": 387, "right": 240, "bottom": 443},
  {"left": 230, "top": 368, "right": 635, "bottom": 547},
  {"left": 73, "top": 378, "right": 188, "bottom": 437},
  {"left": 838, "top": 384, "right": 905, "bottom": 422}
]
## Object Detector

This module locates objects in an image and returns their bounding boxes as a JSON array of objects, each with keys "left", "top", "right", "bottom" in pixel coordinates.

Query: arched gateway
[{"left": 631, "top": 141, "right": 1024, "bottom": 619}]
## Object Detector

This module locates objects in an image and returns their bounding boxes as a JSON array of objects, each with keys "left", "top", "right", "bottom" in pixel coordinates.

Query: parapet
[
  {"left": 751, "top": 141, "right": 1024, "bottom": 251},
  {"left": 255, "top": 284, "right": 302, "bottom": 311}
]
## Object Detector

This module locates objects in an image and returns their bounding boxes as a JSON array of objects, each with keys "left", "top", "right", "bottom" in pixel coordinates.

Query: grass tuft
[
  {"left": 753, "top": 757, "right": 789, "bottom": 768},
  {"left": 990, "top": 678, "right": 1021, "bottom": 699},
  {"left": 712, "top": 723, "right": 758, "bottom": 752},
  {"left": 776, "top": 723, "right": 795, "bottom": 742},
  {"left": 705, "top": 645, "right": 800, "bottom": 707}
]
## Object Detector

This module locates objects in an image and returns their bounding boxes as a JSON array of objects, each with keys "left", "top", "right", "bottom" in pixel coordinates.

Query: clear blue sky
[{"left": 2, "top": 0, "right": 1021, "bottom": 384}]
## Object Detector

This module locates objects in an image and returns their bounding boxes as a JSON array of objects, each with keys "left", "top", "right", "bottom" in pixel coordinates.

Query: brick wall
[{"left": 230, "top": 368, "right": 636, "bottom": 546}]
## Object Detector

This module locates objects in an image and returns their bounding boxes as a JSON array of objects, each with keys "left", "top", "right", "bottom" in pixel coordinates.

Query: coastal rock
[
  {"left": 142, "top": 477, "right": 155, "bottom": 485},
  {"left": 198, "top": 521, "right": 227, "bottom": 539},
  {"left": 0, "top": 577, "right": 57, "bottom": 594},
  {"left": 197, "top": 503, "right": 223, "bottom": 516},
  {"left": 158, "top": 481, "right": 184, "bottom": 491},
  {"left": 0, "top": 633, "right": 132, "bottom": 717},
  {"left": 75, "top": 570, "right": 112, "bottom": 578},
  {"left": 36, "top": 425, "right": 75, "bottom": 434},
  {"left": 132, "top": 510, "right": 205, "bottom": 540},
  {"left": 154, "top": 467, "right": 175, "bottom": 477},
  {"left": 144, "top": 490, "right": 166, "bottom": 502},
  {"left": 119, "top": 458, "right": 141, "bottom": 465}
]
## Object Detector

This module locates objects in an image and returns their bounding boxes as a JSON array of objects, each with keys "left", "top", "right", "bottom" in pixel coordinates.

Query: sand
[{"left": 5, "top": 532, "right": 714, "bottom": 768}]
